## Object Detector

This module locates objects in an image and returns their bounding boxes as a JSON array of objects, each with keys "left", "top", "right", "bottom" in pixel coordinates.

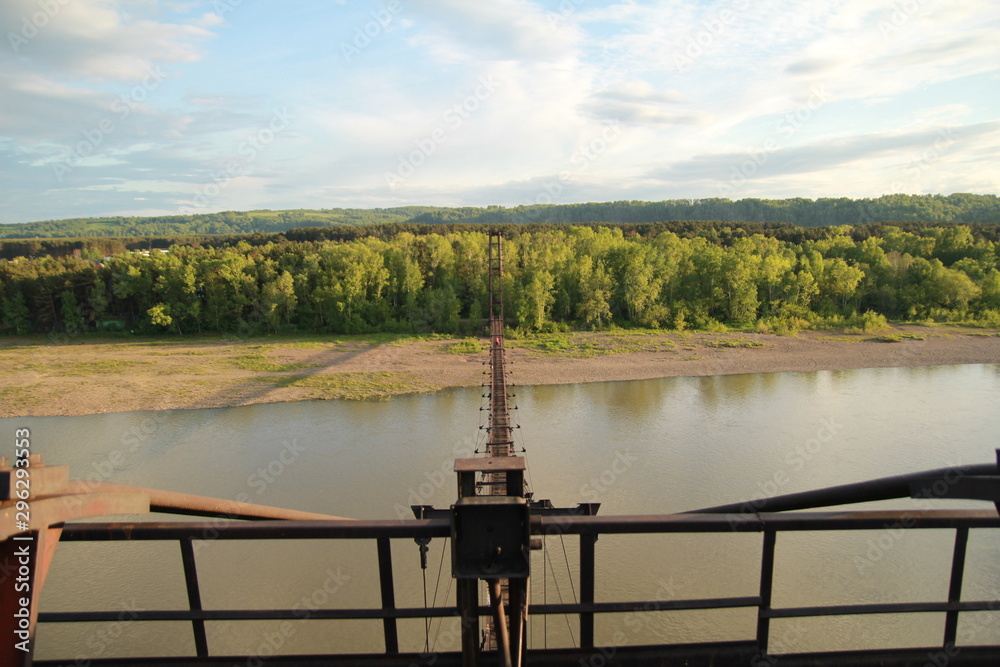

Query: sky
[{"left": 1, "top": 0, "right": 998, "bottom": 224}]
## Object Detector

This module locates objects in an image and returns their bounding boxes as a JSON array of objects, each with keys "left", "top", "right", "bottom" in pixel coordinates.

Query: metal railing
[{"left": 35, "top": 508, "right": 1000, "bottom": 664}]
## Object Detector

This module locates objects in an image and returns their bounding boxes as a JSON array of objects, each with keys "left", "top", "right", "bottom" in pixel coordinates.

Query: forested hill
[
  {"left": 3, "top": 193, "right": 999, "bottom": 239},
  {"left": 3, "top": 225, "right": 999, "bottom": 338}
]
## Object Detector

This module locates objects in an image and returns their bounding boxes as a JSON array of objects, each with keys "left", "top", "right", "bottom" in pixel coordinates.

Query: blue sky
[{"left": 1, "top": 0, "right": 998, "bottom": 224}]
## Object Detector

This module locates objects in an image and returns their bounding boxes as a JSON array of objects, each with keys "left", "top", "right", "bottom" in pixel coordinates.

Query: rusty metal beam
[
  {"left": 54, "top": 509, "right": 1000, "bottom": 544},
  {"left": 507, "top": 579, "right": 527, "bottom": 667},
  {"left": 488, "top": 579, "right": 511, "bottom": 667},
  {"left": 61, "top": 481, "right": 353, "bottom": 521},
  {"left": 59, "top": 518, "right": 449, "bottom": 541},
  {"left": 2, "top": 492, "right": 149, "bottom": 541},
  {"left": 688, "top": 463, "right": 998, "bottom": 515}
]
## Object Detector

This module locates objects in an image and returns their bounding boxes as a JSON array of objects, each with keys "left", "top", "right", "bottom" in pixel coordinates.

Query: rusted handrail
[{"left": 38, "top": 508, "right": 1000, "bottom": 662}]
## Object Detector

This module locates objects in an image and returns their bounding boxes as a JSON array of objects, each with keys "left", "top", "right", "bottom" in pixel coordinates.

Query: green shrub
[
  {"left": 703, "top": 318, "right": 729, "bottom": 333},
  {"left": 844, "top": 312, "right": 891, "bottom": 334},
  {"left": 756, "top": 316, "right": 807, "bottom": 336}
]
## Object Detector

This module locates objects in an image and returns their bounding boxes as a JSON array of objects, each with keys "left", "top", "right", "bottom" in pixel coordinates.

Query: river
[{"left": 6, "top": 364, "right": 999, "bottom": 660}]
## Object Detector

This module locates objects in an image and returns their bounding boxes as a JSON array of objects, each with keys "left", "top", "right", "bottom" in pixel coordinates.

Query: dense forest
[
  {"left": 2, "top": 224, "right": 998, "bottom": 337},
  {"left": 2, "top": 193, "right": 999, "bottom": 240}
]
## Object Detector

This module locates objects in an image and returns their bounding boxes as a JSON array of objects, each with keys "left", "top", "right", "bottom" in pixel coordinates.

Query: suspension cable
[
  {"left": 544, "top": 536, "right": 577, "bottom": 646},
  {"left": 428, "top": 538, "right": 452, "bottom": 653}
]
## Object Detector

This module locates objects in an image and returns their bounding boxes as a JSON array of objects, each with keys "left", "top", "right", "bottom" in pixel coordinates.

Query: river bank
[{"left": 2, "top": 326, "right": 999, "bottom": 417}]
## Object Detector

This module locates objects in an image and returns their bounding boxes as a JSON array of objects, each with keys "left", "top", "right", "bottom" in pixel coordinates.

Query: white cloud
[
  {"left": 3, "top": 0, "right": 213, "bottom": 81},
  {"left": 0, "top": 0, "right": 997, "bottom": 223}
]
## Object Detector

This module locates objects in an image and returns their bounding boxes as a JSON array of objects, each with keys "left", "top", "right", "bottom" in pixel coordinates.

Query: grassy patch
[
  {"left": 289, "top": 371, "right": 430, "bottom": 400},
  {"left": 511, "top": 331, "right": 681, "bottom": 357},
  {"left": 446, "top": 339, "right": 484, "bottom": 354},
  {"left": 0, "top": 386, "right": 41, "bottom": 413},
  {"left": 816, "top": 336, "right": 861, "bottom": 343},
  {"left": 872, "top": 333, "right": 925, "bottom": 343},
  {"left": 275, "top": 340, "right": 338, "bottom": 350},
  {"left": 232, "top": 354, "right": 312, "bottom": 372},
  {"left": 704, "top": 337, "right": 765, "bottom": 349},
  {"left": 513, "top": 335, "right": 599, "bottom": 357},
  {"left": 60, "top": 360, "right": 155, "bottom": 375}
]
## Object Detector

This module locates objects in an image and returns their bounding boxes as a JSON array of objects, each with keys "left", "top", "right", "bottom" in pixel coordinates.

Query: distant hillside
[
  {"left": 2, "top": 194, "right": 998, "bottom": 239},
  {"left": 0, "top": 207, "right": 431, "bottom": 239}
]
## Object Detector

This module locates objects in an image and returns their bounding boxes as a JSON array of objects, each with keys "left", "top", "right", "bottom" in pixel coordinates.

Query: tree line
[
  {"left": 2, "top": 224, "right": 998, "bottom": 337},
  {"left": 3, "top": 193, "right": 999, "bottom": 240}
]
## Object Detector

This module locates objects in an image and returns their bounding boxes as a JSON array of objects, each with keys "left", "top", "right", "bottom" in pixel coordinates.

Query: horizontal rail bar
[
  {"left": 30, "top": 644, "right": 1000, "bottom": 667},
  {"left": 532, "top": 596, "right": 762, "bottom": 615},
  {"left": 39, "top": 596, "right": 763, "bottom": 624},
  {"left": 40, "top": 607, "right": 464, "bottom": 622},
  {"left": 45, "top": 596, "right": 1000, "bottom": 626},
  {"left": 56, "top": 510, "right": 1000, "bottom": 542},
  {"left": 766, "top": 600, "right": 1000, "bottom": 619}
]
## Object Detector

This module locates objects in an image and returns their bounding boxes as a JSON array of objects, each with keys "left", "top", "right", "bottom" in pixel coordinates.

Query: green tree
[
  {"left": 516, "top": 269, "right": 555, "bottom": 330},
  {"left": 818, "top": 257, "right": 864, "bottom": 311},
  {"left": 147, "top": 303, "right": 174, "bottom": 331},
  {"left": 575, "top": 257, "right": 612, "bottom": 328},
  {"left": 60, "top": 289, "right": 84, "bottom": 334},
  {"left": 261, "top": 270, "right": 297, "bottom": 333},
  {"left": 2, "top": 289, "right": 31, "bottom": 334}
]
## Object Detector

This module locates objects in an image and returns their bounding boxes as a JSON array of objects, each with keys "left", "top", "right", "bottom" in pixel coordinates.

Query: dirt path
[{"left": 1, "top": 326, "right": 998, "bottom": 417}]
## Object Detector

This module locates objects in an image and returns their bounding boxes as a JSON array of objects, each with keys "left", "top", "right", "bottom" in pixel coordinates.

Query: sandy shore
[{"left": 1, "top": 326, "right": 998, "bottom": 418}]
